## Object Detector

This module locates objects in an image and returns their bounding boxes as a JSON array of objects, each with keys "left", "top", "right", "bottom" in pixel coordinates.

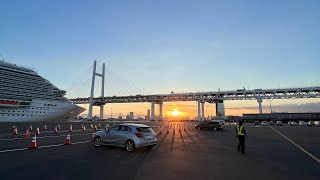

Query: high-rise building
[{"left": 130, "top": 112, "right": 134, "bottom": 121}]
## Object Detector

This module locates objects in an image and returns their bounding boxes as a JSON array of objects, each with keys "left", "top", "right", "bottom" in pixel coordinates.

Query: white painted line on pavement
[
  {"left": 0, "top": 133, "right": 92, "bottom": 141},
  {"left": 0, "top": 141, "right": 91, "bottom": 154},
  {"left": 269, "top": 126, "right": 320, "bottom": 164},
  {"left": 0, "top": 147, "right": 29, "bottom": 153}
]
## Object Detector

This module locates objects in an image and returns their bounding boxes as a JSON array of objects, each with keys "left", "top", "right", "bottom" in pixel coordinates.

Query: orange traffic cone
[
  {"left": 65, "top": 133, "right": 71, "bottom": 145},
  {"left": 69, "top": 125, "right": 72, "bottom": 133},
  {"left": 24, "top": 129, "right": 30, "bottom": 139},
  {"left": 13, "top": 127, "right": 18, "bottom": 135},
  {"left": 35, "top": 127, "right": 40, "bottom": 135},
  {"left": 44, "top": 125, "right": 47, "bottom": 130},
  {"left": 90, "top": 133, "right": 95, "bottom": 142},
  {"left": 29, "top": 134, "right": 38, "bottom": 149},
  {"left": 54, "top": 126, "right": 58, "bottom": 133},
  {"left": 29, "top": 125, "right": 33, "bottom": 131},
  {"left": 82, "top": 125, "right": 86, "bottom": 132}
]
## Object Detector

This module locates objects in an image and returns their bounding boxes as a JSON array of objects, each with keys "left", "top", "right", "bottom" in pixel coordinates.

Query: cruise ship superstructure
[{"left": 0, "top": 61, "right": 85, "bottom": 122}]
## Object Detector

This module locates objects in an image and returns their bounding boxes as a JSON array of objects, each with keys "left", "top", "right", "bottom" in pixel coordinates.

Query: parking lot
[{"left": 0, "top": 122, "right": 319, "bottom": 180}]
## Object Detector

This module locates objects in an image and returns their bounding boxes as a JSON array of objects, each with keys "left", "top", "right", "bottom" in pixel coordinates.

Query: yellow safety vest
[{"left": 237, "top": 125, "right": 245, "bottom": 136}]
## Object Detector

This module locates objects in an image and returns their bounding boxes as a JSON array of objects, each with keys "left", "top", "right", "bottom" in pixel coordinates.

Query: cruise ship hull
[{"left": 0, "top": 99, "right": 85, "bottom": 122}]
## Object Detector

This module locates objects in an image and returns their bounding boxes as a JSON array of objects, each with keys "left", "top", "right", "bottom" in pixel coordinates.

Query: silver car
[{"left": 93, "top": 123, "right": 157, "bottom": 152}]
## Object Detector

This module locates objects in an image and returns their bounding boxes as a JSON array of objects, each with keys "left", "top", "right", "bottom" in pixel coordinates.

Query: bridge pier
[
  {"left": 158, "top": 102, "right": 163, "bottom": 121},
  {"left": 257, "top": 98, "right": 263, "bottom": 114},
  {"left": 88, "top": 60, "right": 105, "bottom": 120},
  {"left": 215, "top": 100, "right": 225, "bottom": 117},
  {"left": 201, "top": 101, "right": 205, "bottom": 121},
  {"left": 150, "top": 101, "right": 155, "bottom": 121},
  {"left": 197, "top": 100, "right": 201, "bottom": 121}
]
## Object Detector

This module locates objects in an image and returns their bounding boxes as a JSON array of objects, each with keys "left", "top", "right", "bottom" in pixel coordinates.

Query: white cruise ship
[{"left": 0, "top": 60, "right": 85, "bottom": 122}]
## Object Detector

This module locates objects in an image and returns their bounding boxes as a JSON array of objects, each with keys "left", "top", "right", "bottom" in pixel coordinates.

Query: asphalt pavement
[{"left": 0, "top": 122, "right": 319, "bottom": 180}]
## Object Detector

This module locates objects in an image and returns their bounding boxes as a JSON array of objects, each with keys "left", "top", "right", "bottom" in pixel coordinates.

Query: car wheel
[
  {"left": 213, "top": 127, "right": 217, "bottom": 131},
  {"left": 125, "top": 140, "right": 135, "bottom": 152},
  {"left": 94, "top": 137, "right": 102, "bottom": 147}
]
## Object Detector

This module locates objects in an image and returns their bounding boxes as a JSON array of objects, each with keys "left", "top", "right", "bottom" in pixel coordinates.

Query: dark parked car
[{"left": 195, "top": 121, "right": 223, "bottom": 131}]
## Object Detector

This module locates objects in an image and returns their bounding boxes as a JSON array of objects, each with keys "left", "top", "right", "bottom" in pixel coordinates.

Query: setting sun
[{"left": 171, "top": 110, "right": 181, "bottom": 116}]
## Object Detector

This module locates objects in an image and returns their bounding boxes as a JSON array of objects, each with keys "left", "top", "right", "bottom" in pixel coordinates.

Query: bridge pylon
[{"left": 88, "top": 60, "right": 105, "bottom": 120}]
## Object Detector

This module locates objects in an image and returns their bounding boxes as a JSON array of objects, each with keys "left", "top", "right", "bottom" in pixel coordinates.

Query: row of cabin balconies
[{"left": 0, "top": 74, "right": 53, "bottom": 87}]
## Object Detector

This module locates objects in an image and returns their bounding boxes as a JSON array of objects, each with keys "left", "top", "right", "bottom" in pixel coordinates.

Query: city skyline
[{"left": 1, "top": 0, "right": 320, "bottom": 118}]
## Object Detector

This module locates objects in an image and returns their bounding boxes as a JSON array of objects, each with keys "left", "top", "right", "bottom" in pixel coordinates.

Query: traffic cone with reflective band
[
  {"left": 91, "top": 133, "right": 95, "bottom": 142},
  {"left": 12, "top": 125, "right": 16, "bottom": 132},
  {"left": 65, "top": 133, "right": 71, "bottom": 145},
  {"left": 69, "top": 125, "right": 73, "bottom": 133},
  {"left": 44, "top": 125, "right": 47, "bottom": 130},
  {"left": 54, "top": 126, "right": 58, "bottom": 133},
  {"left": 29, "top": 125, "right": 33, "bottom": 131},
  {"left": 24, "top": 129, "right": 30, "bottom": 139},
  {"left": 29, "top": 134, "right": 38, "bottom": 149},
  {"left": 35, "top": 127, "right": 40, "bottom": 135},
  {"left": 82, "top": 125, "right": 86, "bottom": 132},
  {"left": 13, "top": 127, "right": 18, "bottom": 135}
]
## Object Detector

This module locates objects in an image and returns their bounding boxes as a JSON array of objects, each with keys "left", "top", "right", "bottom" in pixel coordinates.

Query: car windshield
[{"left": 136, "top": 127, "right": 153, "bottom": 132}]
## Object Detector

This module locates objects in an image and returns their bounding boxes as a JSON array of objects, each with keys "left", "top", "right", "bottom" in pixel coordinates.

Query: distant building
[
  {"left": 126, "top": 115, "right": 130, "bottom": 120},
  {"left": 130, "top": 112, "right": 134, "bottom": 121},
  {"left": 118, "top": 116, "right": 122, "bottom": 120}
]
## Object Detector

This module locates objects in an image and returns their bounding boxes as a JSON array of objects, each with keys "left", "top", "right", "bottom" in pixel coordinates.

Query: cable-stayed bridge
[{"left": 68, "top": 61, "right": 320, "bottom": 121}]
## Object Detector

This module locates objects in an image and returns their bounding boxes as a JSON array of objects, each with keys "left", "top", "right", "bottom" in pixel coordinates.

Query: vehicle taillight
[{"left": 135, "top": 132, "right": 144, "bottom": 138}]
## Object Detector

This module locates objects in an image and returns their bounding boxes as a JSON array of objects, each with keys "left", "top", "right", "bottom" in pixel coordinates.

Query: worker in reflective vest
[{"left": 236, "top": 121, "right": 247, "bottom": 154}]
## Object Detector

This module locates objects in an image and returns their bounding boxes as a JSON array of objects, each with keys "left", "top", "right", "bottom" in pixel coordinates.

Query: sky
[{"left": 1, "top": 0, "right": 320, "bottom": 118}]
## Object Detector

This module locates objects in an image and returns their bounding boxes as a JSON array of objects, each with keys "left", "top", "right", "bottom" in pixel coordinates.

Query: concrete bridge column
[
  {"left": 151, "top": 101, "right": 155, "bottom": 121},
  {"left": 215, "top": 100, "right": 225, "bottom": 117},
  {"left": 257, "top": 98, "right": 263, "bottom": 114},
  {"left": 159, "top": 103, "right": 163, "bottom": 121},
  {"left": 197, "top": 100, "right": 201, "bottom": 121},
  {"left": 88, "top": 60, "right": 97, "bottom": 120},
  {"left": 100, "top": 105, "right": 104, "bottom": 120},
  {"left": 201, "top": 101, "right": 205, "bottom": 121}
]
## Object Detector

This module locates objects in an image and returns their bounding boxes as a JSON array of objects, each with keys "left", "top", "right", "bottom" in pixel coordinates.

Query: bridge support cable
[
  {"left": 106, "top": 71, "right": 144, "bottom": 96},
  {"left": 106, "top": 67, "right": 149, "bottom": 95},
  {"left": 65, "top": 65, "right": 93, "bottom": 99},
  {"left": 107, "top": 73, "right": 135, "bottom": 96}
]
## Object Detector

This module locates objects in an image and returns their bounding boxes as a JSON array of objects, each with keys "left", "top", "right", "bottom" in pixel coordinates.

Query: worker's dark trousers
[{"left": 237, "top": 135, "right": 245, "bottom": 153}]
